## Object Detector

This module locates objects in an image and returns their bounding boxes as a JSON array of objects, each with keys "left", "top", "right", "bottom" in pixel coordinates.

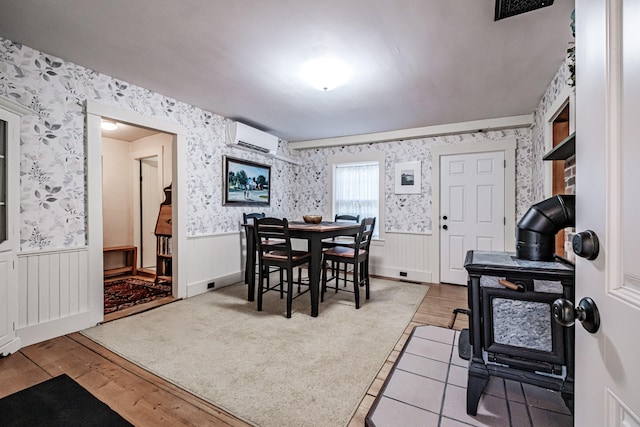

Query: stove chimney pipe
[{"left": 516, "top": 195, "right": 575, "bottom": 261}]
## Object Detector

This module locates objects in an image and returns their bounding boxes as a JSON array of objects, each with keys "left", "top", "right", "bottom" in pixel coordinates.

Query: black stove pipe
[{"left": 516, "top": 194, "right": 575, "bottom": 261}]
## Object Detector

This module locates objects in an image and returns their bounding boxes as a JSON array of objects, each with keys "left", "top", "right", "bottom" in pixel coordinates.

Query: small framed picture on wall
[{"left": 394, "top": 161, "right": 421, "bottom": 194}]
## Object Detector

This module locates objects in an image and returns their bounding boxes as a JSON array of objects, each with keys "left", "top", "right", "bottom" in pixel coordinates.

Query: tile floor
[{"left": 367, "top": 325, "right": 573, "bottom": 427}]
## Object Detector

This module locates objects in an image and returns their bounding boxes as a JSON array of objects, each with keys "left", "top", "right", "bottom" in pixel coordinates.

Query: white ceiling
[{"left": 0, "top": 0, "right": 575, "bottom": 142}]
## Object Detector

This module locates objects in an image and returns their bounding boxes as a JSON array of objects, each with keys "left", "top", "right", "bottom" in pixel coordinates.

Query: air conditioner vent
[{"left": 225, "top": 121, "right": 278, "bottom": 155}]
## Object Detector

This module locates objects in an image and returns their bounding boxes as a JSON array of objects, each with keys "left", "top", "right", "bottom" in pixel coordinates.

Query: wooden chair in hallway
[{"left": 321, "top": 217, "right": 376, "bottom": 309}]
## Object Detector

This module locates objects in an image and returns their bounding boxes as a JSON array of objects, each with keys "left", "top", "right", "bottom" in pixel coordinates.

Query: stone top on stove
[{"left": 469, "top": 250, "right": 574, "bottom": 271}]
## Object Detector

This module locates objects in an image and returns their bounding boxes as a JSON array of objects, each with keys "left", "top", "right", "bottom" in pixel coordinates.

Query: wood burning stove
[{"left": 463, "top": 250, "right": 574, "bottom": 415}]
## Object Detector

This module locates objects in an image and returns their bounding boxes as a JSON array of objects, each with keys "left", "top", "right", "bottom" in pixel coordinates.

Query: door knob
[
  {"left": 442, "top": 224, "right": 448, "bottom": 230},
  {"left": 572, "top": 230, "right": 599, "bottom": 260},
  {"left": 442, "top": 215, "right": 448, "bottom": 220},
  {"left": 552, "top": 297, "right": 600, "bottom": 333}
]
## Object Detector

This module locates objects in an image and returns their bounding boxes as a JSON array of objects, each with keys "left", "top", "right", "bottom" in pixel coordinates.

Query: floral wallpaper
[
  {"left": 0, "top": 35, "right": 563, "bottom": 249},
  {"left": 290, "top": 128, "right": 533, "bottom": 234},
  {"left": 0, "top": 37, "right": 293, "bottom": 250}
]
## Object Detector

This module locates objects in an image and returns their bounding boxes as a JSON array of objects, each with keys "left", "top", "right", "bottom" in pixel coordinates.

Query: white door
[
  {"left": 0, "top": 106, "right": 20, "bottom": 355},
  {"left": 440, "top": 151, "right": 505, "bottom": 284},
  {"left": 140, "top": 156, "right": 160, "bottom": 269},
  {"left": 574, "top": 0, "right": 640, "bottom": 425}
]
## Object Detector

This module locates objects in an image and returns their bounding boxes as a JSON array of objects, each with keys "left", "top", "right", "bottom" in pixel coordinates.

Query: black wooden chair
[
  {"left": 243, "top": 212, "right": 284, "bottom": 286},
  {"left": 322, "top": 214, "right": 360, "bottom": 281},
  {"left": 255, "top": 217, "right": 311, "bottom": 318},
  {"left": 321, "top": 217, "right": 376, "bottom": 309}
]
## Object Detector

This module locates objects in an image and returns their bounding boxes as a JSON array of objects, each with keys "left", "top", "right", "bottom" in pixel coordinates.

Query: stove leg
[{"left": 466, "top": 363, "right": 489, "bottom": 416}]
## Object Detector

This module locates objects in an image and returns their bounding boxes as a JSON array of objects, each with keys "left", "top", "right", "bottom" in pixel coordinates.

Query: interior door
[
  {"left": 574, "top": 0, "right": 640, "bottom": 424},
  {"left": 140, "top": 156, "right": 160, "bottom": 269},
  {"left": 440, "top": 151, "right": 505, "bottom": 284}
]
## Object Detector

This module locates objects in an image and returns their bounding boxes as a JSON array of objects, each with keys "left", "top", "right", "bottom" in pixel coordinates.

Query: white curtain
[{"left": 334, "top": 162, "right": 379, "bottom": 237}]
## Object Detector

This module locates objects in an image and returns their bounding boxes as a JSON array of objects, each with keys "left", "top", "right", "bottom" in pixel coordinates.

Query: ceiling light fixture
[
  {"left": 300, "top": 57, "right": 352, "bottom": 91},
  {"left": 101, "top": 120, "right": 118, "bottom": 131}
]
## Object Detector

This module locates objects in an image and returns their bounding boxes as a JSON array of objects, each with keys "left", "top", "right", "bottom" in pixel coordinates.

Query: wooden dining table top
[{"left": 244, "top": 220, "right": 361, "bottom": 233}]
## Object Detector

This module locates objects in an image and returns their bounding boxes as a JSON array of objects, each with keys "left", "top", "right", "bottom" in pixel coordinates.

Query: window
[{"left": 329, "top": 152, "right": 385, "bottom": 239}]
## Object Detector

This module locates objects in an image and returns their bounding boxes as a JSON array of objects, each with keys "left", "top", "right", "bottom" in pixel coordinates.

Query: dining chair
[
  {"left": 255, "top": 217, "right": 311, "bottom": 318},
  {"left": 243, "top": 212, "right": 284, "bottom": 286},
  {"left": 322, "top": 214, "right": 360, "bottom": 282},
  {"left": 243, "top": 212, "right": 265, "bottom": 285},
  {"left": 321, "top": 217, "right": 376, "bottom": 309}
]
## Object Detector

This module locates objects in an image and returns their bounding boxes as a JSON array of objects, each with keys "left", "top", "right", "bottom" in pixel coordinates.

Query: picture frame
[
  {"left": 394, "top": 161, "right": 421, "bottom": 194},
  {"left": 223, "top": 156, "right": 271, "bottom": 206}
]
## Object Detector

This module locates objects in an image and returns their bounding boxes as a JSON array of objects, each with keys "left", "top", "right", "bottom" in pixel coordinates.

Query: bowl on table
[{"left": 303, "top": 215, "right": 322, "bottom": 224}]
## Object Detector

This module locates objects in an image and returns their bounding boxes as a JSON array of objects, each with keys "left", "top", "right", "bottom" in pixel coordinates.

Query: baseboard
[
  {"left": 17, "top": 311, "right": 95, "bottom": 348},
  {"left": 372, "top": 266, "right": 432, "bottom": 283},
  {"left": 0, "top": 337, "right": 22, "bottom": 356},
  {"left": 186, "top": 271, "right": 243, "bottom": 298}
]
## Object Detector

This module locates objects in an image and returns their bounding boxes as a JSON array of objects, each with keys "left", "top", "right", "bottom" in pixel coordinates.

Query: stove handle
[{"left": 552, "top": 297, "right": 600, "bottom": 333}]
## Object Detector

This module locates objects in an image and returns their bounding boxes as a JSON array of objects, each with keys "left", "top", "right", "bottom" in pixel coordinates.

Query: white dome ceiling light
[
  {"left": 101, "top": 119, "right": 118, "bottom": 131},
  {"left": 300, "top": 57, "right": 352, "bottom": 91}
]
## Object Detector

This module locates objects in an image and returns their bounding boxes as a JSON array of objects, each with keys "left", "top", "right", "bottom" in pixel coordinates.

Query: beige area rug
[{"left": 82, "top": 277, "right": 428, "bottom": 427}]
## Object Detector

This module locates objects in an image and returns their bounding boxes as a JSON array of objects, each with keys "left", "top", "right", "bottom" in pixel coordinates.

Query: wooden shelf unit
[
  {"left": 103, "top": 245, "right": 138, "bottom": 278},
  {"left": 154, "top": 185, "right": 172, "bottom": 284}
]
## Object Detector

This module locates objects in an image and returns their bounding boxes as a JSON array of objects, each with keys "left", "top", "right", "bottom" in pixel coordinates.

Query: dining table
[{"left": 243, "top": 220, "right": 362, "bottom": 317}]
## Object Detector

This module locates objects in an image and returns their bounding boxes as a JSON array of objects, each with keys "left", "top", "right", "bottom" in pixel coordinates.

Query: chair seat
[
  {"left": 324, "top": 246, "right": 367, "bottom": 259},
  {"left": 264, "top": 250, "right": 311, "bottom": 262},
  {"left": 321, "top": 236, "right": 356, "bottom": 248}
]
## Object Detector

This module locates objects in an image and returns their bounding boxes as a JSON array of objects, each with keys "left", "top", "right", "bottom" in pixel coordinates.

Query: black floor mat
[{"left": 0, "top": 374, "right": 133, "bottom": 427}]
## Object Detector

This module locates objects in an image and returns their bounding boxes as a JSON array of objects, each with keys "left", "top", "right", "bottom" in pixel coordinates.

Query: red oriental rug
[{"left": 104, "top": 278, "right": 172, "bottom": 314}]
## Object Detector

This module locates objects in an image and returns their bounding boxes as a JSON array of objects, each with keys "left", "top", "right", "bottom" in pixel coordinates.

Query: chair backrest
[
  {"left": 334, "top": 214, "right": 360, "bottom": 223},
  {"left": 254, "top": 217, "right": 292, "bottom": 260},
  {"left": 354, "top": 217, "right": 376, "bottom": 257},
  {"left": 243, "top": 212, "right": 265, "bottom": 224}
]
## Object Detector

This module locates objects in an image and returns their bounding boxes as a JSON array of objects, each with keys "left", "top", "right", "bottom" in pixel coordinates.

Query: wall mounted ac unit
[{"left": 225, "top": 121, "right": 279, "bottom": 155}]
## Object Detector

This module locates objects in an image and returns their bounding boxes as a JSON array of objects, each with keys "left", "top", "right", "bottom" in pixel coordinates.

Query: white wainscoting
[
  {"left": 185, "top": 232, "right": 246, "bottom": 297},
  {"left": 185, "top": 230, "right": 436, "bottom": 299},
  {"left": 17, "top": 247, "right": 97, "bottom": 347},
  {"left": 369, "top": 232, "right": 434, "bottom": 283}
]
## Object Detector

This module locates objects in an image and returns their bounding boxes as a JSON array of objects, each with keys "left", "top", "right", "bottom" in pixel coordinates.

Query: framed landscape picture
[
  {"left": 394, "top": 161, "right": 421, "bottom": 194},
  {"left": 223, "top": 156, "right": 271, "bottom": 206}
]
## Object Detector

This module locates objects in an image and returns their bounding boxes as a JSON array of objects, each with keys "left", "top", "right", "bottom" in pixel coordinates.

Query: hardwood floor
[{"left": 0, "top": 281, "right": 468, "bottom": 426}]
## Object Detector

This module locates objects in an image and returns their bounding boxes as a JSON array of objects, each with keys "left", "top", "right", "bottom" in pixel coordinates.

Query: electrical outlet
[
  {"left": 399, "top": 271, "right": 408, "bottom": 277},
  {"left": 207, "top": 282, "right": 215, "bottom": 289}
]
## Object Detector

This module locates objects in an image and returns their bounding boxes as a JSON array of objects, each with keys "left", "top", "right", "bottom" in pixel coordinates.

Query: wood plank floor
[{"left": 0, "top": 281, "right": 468, "bottom": 426}]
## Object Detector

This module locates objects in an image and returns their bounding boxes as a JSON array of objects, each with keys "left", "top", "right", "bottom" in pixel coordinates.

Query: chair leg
[
  {"left": 321, "top": 262, "right": 327, "bottom": 302},
  {"left": 279, "top": 268, "right": 284, "bottom": 299},
  {"left": 286, "top": 267, "right": 294, "bottom": 318},
  {"left": 353, "top": 263, "right": 360, "bottom": 309},
  {"left": 364, "top": 259, "right": 370, "bottom": 300},
  {"left": 257, "top": 264, "right": 264, "bottom": 311}
]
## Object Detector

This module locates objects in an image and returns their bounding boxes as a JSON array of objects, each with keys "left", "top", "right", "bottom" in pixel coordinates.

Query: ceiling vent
[
  {"left": 225, "top": 121, "right": 278, "bottom": 155},
  {"left": 495, "top": 0, "right": 554, "bottom": 20}
]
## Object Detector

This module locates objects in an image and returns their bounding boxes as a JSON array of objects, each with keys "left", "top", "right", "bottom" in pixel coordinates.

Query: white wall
[{"left": 102, "top": 137, "right": 133, "bottom": 248}]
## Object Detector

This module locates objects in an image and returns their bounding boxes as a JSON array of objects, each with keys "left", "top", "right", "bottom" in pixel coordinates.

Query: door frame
[
  {"left": 86, "top": 101, "right": 187, "bottom": 324},
  {"left": 543, "top": 87, "right": 576, "bottom": 199},
  {"left": 0, "top": 97, "right": 29, "bottom": 355},
  {"left": 430, "top": 139, "right": 517, "bottom": 283}
]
